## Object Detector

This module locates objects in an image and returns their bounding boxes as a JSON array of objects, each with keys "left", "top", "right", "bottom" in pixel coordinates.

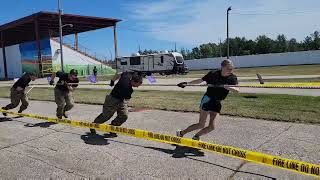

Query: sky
[{"left": 0, "top": 0, "right": 320, "bottom": 59}]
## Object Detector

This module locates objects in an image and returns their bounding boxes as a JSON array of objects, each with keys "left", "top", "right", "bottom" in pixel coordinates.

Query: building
[{"left": 0, "top": 11, "right": 121, "bottom": 79}]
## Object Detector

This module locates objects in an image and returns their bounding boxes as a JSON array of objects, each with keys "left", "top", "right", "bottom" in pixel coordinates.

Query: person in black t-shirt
[
  {"left": 1, "top": 72, "right": 37, "bottom": 116},
  {"left": 90, "top": 71, "right": 143, "bottom": 136},
  {"left": 50, "top": 69, "right": 79, "bottom": 119},
  {"left": 93, "top": 66, "right": 97, "bottom": 77},
  {"left": 176, "top": 59, "right": 239, "bottom": 140}
]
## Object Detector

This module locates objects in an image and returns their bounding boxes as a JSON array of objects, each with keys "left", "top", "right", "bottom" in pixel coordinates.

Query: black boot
[
  {"left": 2, "top": 107, "right": 7, "bottom": 116},
  {"left": 90, "top": 129, "right": 96, "bottom": 134},
  {"left": 63, "top": 111, "right": 69, "bottom": 118}
]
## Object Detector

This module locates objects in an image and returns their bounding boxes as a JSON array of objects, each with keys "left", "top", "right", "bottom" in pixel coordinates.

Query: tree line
[{"left": 138, "top": 31, "right": 320, "bottom": 60}]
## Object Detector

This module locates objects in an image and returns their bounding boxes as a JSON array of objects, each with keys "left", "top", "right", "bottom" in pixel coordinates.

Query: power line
[
  {"left": 120, "top": 27, "right": 177, "bottom": 32},
  {"left": 119, "top": 23, "right": 185, "bottom": 33},
  {"left": 231, "top": 10, "right": 320, "bottom": 16}
]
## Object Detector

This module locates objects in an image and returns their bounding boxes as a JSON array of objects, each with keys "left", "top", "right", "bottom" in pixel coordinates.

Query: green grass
[
  {"left": 77, "top": 65, "right": 320, "bottom": 80},
  {"left": 0, "top": 86, "right": 319, "bottom": 124},
  {"left": 233, "top": 64, "right": 320, "bottom": 76},
  {"left": 78, "top": 75, "right": 114, "bottom": 82}
]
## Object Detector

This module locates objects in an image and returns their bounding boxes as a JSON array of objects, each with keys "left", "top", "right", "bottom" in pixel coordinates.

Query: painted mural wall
[
  {"left": 0, "top": 38, "right": 115, "bottom": 79},
  {"left": 19, "top": 38, "right": 52, "bottom": 76},
  {"left": 50, "top": 39, "right": 115, "bottom": 76}
]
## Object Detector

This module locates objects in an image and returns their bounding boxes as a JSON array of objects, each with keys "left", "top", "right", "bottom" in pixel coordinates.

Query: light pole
[
  {"left": 58, "top": 0, "right": 64, "bottom": 71},
  {"left": 219, "top": 38, "right": 222, "bottom": 57},
  {"left": 58, "top": 0, "right": 73, "bottom": 72},
  {"left": 107, "top": 48, "right": 113, "bottom": 62},
  {"left": 227, "top": 6, "right": 232, "bottom": 59}
]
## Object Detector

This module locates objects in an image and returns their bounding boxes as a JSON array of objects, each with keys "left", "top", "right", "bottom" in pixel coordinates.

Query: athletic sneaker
[
  {"left": 109, "top": 132, "right": 118, "bottom": 137},
  {"left": 192, "top": 135, "right": 200, "bottom": 141},
  {"left": 104, "top": 132, "right": 118, "bottom": 138},
  {"left": 176, "top": 130, "right": 183, "bottom": 137}
]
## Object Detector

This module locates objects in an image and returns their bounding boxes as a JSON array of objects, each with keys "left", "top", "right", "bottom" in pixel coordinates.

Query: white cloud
[
  {"left": 122, "top": 0, "right": 197, "bottom": 28},
  {"left": 122, "top": 0, "right": 320, "bottom": 46}
]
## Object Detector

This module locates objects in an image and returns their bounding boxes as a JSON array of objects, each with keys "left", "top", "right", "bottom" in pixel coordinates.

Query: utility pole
[
  {"left": 58, "top": 0, "right": 64, "bottom": 71},
  {"left": 227, "top": 6, "right": 232, "bottom": 59},
  {"left": 219, "top": 38, "right": 222, "bottom": 57}
]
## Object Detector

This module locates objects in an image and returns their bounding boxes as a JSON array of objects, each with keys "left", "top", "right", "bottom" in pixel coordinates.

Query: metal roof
[{"left": 0, "top": 11, "right": 121, "bottom": 46}]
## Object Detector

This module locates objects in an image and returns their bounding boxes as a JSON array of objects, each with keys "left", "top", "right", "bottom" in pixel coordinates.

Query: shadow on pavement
[
  {"left": 24, "top": 122, "right": 57, "bottom": 128},
  {"left": 81, "top": 132, "right": 110, "bottom": 145}
]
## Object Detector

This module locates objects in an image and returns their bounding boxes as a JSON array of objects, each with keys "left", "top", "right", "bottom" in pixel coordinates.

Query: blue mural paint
[{"left": 19, "top": 38, "right": 52, "bottom": 74}]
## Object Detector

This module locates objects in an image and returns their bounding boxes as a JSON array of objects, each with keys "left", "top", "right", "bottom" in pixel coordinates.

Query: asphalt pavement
[{"left": 0, "top": 98, "right": 318, "bottom": 179}]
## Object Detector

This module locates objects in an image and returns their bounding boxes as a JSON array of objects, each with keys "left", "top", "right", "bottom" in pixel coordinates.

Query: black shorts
[{"left": 199, "top": 95, "right": 222, "bottom": 113}]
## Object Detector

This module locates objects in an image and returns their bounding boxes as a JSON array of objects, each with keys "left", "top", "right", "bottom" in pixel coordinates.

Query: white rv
[{"left": 116, "top": 52, "right": 188, "bottom": 76}]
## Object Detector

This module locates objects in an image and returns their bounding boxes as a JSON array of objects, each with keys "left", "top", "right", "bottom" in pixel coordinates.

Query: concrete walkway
[{"left": 0, "top": 98, "right": 318, "bottom": 179}]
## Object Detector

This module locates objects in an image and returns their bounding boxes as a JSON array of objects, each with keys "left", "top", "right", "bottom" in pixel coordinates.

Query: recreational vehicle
[{"left": 116, "top": 52, "right": 188, "bottom": 76}]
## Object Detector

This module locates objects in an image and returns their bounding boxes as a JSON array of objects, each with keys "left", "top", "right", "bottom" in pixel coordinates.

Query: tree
[
  {"left": 137, "top": 30, "right": 320, "bottom": 59},
  {"left": 199, "top": 44, "right": 213, "bottom": 58},
  {"left": 311, "top": 31, "right": 320, "bottom": 50},
  {"left": 229, "top": 38, "right": 239, "bottom": 56},
  {"left": 210, "top": 43, "right": 220, "bottom": 57},
  {"left": 180, "top": 48, "right": 187, "bottom": 58},
  {"left": 191, "top": 47, "right": 201, "bottom": 59},
  {"left": 287, "top": 38, "right": 299, "bottom": 52},
  {"left": 303, "top": 36, "right": 313, "bottom": 51},
  {"left": 275, "top": 34, "right": 287, "bottom": 53},
  {"left": 244, "top": 40, "right": 256, "bottom": 55},
  {"left": 185, "top": 49, "right": 193, "bottom": 60},
  {"left": 255, "top": 35, "right": 275, "bottom": 54},
  {"left": 231, "top": 37, "right": 249, "bottom": 56}
]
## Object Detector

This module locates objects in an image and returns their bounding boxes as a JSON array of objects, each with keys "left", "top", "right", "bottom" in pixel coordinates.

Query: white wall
[
  {"left": 6, "top": 45, "right": 22, "bottom": 78},
  {"left": 50, "top": 39, "right": 107, "bottom": 66},
  {"left": 185, "top": 50, "right": 320, "bottom": 70},
  {"left": 0, "top": 45, "right": 22, "bottom": 79}
]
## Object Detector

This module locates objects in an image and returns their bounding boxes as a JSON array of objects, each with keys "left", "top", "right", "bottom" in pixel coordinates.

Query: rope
[{"left": 5, "top": 82, "right": 318, "bottom": 89}]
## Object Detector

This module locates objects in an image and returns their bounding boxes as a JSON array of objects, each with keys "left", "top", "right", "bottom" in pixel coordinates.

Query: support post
[
  {"left": 113, "top": 24, "right": 118, "bottom": 69},
  {"left": 1, "top": 31, "right": 8, "bottom": 79}
]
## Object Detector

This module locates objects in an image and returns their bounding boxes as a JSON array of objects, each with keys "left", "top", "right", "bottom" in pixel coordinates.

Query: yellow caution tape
[{"left": 0, "top": 109, "right": 319, "bottom": 178}]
